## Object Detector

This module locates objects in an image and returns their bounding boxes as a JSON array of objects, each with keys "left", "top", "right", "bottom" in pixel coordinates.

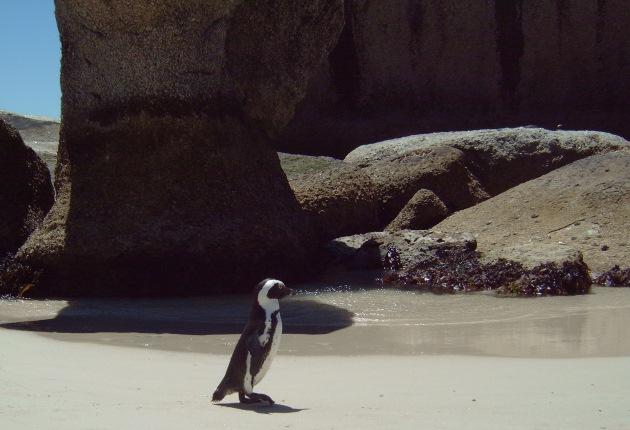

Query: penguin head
[{"left": 256, "top": 278, "right": 294, "bottom": 303}]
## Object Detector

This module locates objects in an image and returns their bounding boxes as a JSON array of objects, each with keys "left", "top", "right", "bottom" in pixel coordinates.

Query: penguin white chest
[{"left": 253, "top": 314, "right": 282, "bottom": 386}]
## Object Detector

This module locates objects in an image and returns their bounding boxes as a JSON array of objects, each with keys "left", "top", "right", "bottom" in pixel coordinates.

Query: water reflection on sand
[{"left": 1, "top": 285, "right": 629, "bottom": 358}]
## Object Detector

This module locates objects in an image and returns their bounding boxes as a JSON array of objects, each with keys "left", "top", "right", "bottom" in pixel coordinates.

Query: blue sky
[{"left": 0, "top": 0, "right": 60, "bottom": 119}]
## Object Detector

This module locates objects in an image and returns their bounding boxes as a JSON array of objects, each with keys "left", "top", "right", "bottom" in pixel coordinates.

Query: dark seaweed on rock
[
  {"left": 384, "top": 244, "right": 401, "bottom": 271},
  {"left": 499, "top": 260, "right": 592, "bottom": 297},
  {"left": 383, "top": 246, "right": 523, "bottom": 294},
  {"left": 594, "top": 266, "right": 630, "bottom": 287},
  {"left": 382, "top": 245, "right": 591, "bottom": 296}
]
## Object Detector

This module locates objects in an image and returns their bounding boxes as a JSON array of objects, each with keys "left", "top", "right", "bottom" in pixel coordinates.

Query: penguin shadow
[{"left": 215, "top": 402, "right": 307, "bottom": 414}]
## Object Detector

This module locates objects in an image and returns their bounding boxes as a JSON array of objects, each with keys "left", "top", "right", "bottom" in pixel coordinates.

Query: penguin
[{"left": 212, "top": 278, "right": 294, "bottom": 405}]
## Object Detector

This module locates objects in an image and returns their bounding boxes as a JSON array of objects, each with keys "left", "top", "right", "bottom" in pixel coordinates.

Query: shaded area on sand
[
  {"left": 2, "top": 286, "right": 630, "bottom": 358},
  {"left": 0, "top": 295, "right": 354, "bottom": 336}
]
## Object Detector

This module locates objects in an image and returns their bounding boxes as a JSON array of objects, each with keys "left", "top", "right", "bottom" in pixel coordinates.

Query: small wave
[{"left": 293, "top": 284, "right": 368, "bottom": 296}]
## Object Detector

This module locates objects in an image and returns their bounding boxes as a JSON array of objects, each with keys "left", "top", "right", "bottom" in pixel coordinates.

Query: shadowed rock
[
  {"left": 0, "top": 119, "right": 54, "bottom": 260},
  {"left": 277, "top": 0, "right": 630, "bottom": 156},
  {"left": 8, "top": 0, "right": 344, "bottom": 297}
]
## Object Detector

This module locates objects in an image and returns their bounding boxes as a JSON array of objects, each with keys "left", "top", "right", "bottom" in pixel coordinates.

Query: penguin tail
[
  {"left": 211, "top": 378, "right": 231, "bottom": 402},
  {"left": 211, "top": 388, "right": 226, "bottom": 402}
]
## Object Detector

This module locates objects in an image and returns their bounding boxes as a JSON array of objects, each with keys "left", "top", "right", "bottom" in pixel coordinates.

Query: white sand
[{"left": 2, "top": 328, "right": 629, "bottom": 430}]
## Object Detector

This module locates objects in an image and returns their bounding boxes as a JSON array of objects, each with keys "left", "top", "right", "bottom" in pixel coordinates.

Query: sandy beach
[{"left": 2, "top": 287, "right": 630, "bottom": 429}]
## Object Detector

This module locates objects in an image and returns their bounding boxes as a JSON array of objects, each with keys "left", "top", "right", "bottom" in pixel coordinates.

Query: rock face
[
  {"left": 0, "top": 119, "right": 54, "bottom": 260},
  {"left": 277, "top": 0, "right": 630, "bottom": 156},
  {"left": 346, "top": 128, "right": 628, "bottom": 229},
  {"left": 435, "top": 150, "right": 630, "bottom": 272},
  {"left": 12, "top": 0, "right": 344, "bottom": 296}
]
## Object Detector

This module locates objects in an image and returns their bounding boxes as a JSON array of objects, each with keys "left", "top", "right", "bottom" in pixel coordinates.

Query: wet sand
[
  {"left": 2, "top": 286, "right": 630, "bottom": 429},
  {"left": 2, "top": 287, "right": 630, "bottom": 357}
]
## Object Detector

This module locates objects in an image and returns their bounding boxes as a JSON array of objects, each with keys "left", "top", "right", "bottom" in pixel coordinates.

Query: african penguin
[{"left": 212, "top": 278, "right": 294, "bottom": 405}]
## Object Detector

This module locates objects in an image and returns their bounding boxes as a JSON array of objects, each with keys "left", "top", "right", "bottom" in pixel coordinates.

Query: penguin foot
[
  {"left": 251, "top": 392, "right": 274, "bottom": 406},
  {"left": 239, "top": 392, "right": 274, "bottom": 405},
  {"left": 238, "top": 392, "right": 259, "bottom": 404}
]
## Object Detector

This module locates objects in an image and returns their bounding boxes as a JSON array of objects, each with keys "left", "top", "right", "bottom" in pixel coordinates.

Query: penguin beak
[{"left": 284, "top": 287, "right": 295, "bottom": 297}]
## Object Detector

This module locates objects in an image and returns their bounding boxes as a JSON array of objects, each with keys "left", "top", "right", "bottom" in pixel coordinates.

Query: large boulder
[
  {"left": 435, "top": 151, "right": 630, "bottom": 272},
  {"left": 277, "top": 0, "right": 630, "bottom": 156},
  {"left": 0, "top": 119, "right": 54, "bottom": 259},
  {"left": 346, "top": 128, "right": 628, "bottom": 228},
  {"left": 10, "top": 0, "right": 344, "bottom": 296}
]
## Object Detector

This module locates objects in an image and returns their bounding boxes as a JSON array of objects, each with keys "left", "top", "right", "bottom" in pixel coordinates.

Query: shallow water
[{"left": 1, "top": 285, "right": 629, "bottom": 358}]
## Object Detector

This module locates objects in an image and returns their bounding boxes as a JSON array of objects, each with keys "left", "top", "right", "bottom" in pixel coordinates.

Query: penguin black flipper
[{"left": 245, "top": 329, "right": 267, "bottom": 378}]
